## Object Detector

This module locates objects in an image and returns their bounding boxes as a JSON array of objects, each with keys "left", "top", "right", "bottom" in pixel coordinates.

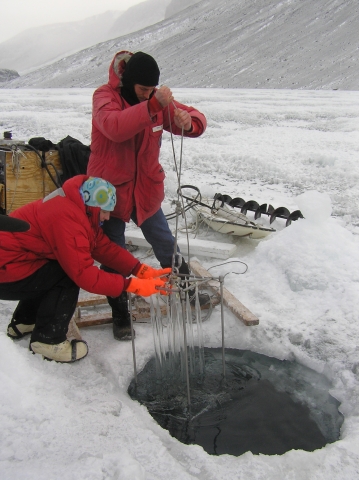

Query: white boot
[
  {"left": 7, "top": 320, "right": 35, "bottom": 339},
  {"left": 30, "top": 339, "right": 88, "bottom": 363}
]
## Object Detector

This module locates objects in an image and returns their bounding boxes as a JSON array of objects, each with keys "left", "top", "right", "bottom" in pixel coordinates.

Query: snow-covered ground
[{"left": 1, "top": 88, "right": 359, "bottom": 479}]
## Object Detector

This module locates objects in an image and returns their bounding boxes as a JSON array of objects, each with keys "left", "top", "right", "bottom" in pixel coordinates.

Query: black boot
[{"left": 107, "top": 292, "right": 135, "bottom": 341}]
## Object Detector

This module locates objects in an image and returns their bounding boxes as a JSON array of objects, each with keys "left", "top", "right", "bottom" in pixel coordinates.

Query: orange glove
[
  {"left": 135, "top": 263, "right": 172, "bottom": 279},
  {"left": 125, "top": 277, "right": 168, "bottom": 297}
]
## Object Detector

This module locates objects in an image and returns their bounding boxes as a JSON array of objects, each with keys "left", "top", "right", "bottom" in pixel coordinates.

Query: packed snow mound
[
  {"left": 2, "top": 0, "right": 358, "bottom": 89},
  {"left": 297, "top": 191, "right": 332, "bottom": 223}
]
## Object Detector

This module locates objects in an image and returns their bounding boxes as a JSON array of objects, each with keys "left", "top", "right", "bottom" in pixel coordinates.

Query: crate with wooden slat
[{"left": 0, "top": 147, "right": 62, "bottom": 214}]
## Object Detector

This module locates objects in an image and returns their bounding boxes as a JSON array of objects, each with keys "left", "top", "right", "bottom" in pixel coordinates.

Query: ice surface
[{"left": 0, "top": 88, "right": 359, "bottom": 479}]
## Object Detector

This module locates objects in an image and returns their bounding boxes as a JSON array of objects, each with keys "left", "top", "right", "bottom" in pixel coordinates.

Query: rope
[
  {"left": 166, "top": 105, "right": 226, "bottom": 312},
  {"left": 167, "top": 105, "right": 187, "bottom": 269},
  {"left": 25, "top": 143, "right": 62, "bottom": 188},
  {"left": 7, "top": 146, "right": 27, "bottom": 212},
  {"left": 207, "top": 260, "right": 248, "bottom": 276}
]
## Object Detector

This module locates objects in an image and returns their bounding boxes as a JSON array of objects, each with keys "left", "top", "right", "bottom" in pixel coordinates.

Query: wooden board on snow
[
  {"left": 126, "top": 229, "right": 237, "bottom": 259},
  {"left": 70, "top": 257, "right": 258, "bottom": 329},
  {"left": 190, "top": 260, "right": 259, "bottom": 326},
  {"left": 75, "top": 295, "right": 107, "bottom": 310},
  {"left": 73, "top": 307, "right": 168, "bottom": 328},
  {"left": 72, "top": 294, "right": 166, "bottom": 327}
]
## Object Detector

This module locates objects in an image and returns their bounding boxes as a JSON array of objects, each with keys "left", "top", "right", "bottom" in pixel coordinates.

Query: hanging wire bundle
[
  {"left": 150, "top": 279, "right": 206, "bottom": 382},
  {"left": 129, "top": 104, "right": 228, "bottom": 408}
]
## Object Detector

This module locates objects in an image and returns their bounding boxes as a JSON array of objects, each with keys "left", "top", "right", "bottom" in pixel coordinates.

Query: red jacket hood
[
  {"left": 109, "top": 51, "right": 133, "bottom": 90},
  {"left": 61, "top": 174, "right": 101, "bottom": 224},
  {"left": 62, "top": 173, "right": 88, "bottom": 208}
]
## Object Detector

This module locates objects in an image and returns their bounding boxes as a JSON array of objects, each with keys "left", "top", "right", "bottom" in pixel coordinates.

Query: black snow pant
[{"left": 0, "top": 261, "right": 79, "bottom": 344}]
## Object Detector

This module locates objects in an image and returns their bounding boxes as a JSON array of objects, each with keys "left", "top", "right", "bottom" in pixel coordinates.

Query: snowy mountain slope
[
  {"left": 0, "top": 11, "right": 123, "bottom": 75},
  {"left": 2, "top": 0, "right": 358, "bottom": 90},
  {"left": 0, "top": 0, "right": 172, "bottom": 76},
  {"left": 108, "top": 0, "right": 171, "bottom": 41},
  {"left": 164, "top": 0, "right": 202, "bottom": 18}
]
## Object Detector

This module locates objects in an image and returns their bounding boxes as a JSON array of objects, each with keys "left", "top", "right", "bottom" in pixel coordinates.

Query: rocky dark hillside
[{"left": 0, "top": 69, "right": 19, "bottom": 83}]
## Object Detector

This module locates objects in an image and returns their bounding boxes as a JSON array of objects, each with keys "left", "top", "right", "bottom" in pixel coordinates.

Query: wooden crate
[
  {"left": 3, "top": 149, "right": 62, "bottom": 213},
  {"left": 0, "top": 183, "right": 4, "bottom": 212}
]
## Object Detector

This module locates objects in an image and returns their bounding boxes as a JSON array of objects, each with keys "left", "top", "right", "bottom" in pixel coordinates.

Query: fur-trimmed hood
[{"left": 109, "top": 50, "right": 133, "bottom": 90}]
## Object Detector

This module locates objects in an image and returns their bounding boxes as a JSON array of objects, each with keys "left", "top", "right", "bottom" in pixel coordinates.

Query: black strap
[
  {"left": 9, "top": 319, "right": 23, "bottom": 338},
  {"left": 71, "top": 340, "right": 77, "bottom": 362}
]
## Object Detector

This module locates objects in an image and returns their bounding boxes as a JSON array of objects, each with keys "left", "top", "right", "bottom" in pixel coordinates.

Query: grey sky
[{"left": 0, "top": 0, "right": 144, "bottom": 43}]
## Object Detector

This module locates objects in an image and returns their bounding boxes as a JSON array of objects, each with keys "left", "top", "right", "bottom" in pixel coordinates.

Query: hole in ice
[{"left": 128, "top": 348, "right": 343, "bottom": 456}]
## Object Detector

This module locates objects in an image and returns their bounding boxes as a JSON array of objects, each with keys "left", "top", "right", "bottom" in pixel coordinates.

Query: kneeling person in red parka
[{"left": 0, "top": 175, "right": 170, "bottom": 363}]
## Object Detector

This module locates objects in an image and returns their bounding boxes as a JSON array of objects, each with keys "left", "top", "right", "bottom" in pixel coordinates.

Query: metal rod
[
  {"left": 180, "top": 290, "right": 191, "bottom": 408},
  {"left": 171, "top": 201, "right": 182, "bottom": 272},
  {"left": 129, "top": 292, "right": 137, "bottom": 385},
  {"left": 219, "top": 276, "right": 226, "bottom": 378}
]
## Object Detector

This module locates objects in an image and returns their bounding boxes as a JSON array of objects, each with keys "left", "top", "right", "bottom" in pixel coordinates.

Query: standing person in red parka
[
  {"left": 87, "top": 50, "right": 208, "bottom": 341},
  {"left": 0, "top": 175, "right": 170, "bottom": 363}
]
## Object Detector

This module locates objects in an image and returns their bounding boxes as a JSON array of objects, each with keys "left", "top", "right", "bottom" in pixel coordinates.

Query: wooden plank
[
  {"left": 74, "top": 290, "right": 219, "bottom": 328},
  {"left": 5, "top": 149, "right": 62, "bottom": 213},
  {"left": 126, "top": 229, "right": 237, "bottom": 259},
  {"left": 132, "top": 304, "right": 167, "bottom": 320},
  {"left": 76, "top": 295, "right": 155, "bottom": 311},
  {"left": 77, "top": 295, "right": 107, "bottom": 308},
  {"left": 74, "top": 294, "right": 162, "bottom": 327},
  {"left": 74, "top": 311, "right": 153, "bottom": 327},
  {"left": 190, "top": 260, "right": 259, "bottom": 326},
  {"left": 74, "top": 305, "right": 167, "bottom": 328},
  {"left": 75, "top": 314, "right": 113, "bottom": 328}
]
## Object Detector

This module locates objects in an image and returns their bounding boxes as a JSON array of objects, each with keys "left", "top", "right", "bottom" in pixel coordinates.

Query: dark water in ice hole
[{"left": 128, "top": 348, "right": 344, "bottom": 456}]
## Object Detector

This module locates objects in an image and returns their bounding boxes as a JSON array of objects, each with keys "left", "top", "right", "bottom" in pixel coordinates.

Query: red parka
[
  {"left": 87, "top": 50, "right": 207, "bottom": 226},
  {"left": 0, "top": 175, "right": 139, "bottom": 297}
]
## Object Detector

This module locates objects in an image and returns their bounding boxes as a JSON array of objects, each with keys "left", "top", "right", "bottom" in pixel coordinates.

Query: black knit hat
[{"left": 122, "top": 52, "right": 160, "bottom": 87}]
